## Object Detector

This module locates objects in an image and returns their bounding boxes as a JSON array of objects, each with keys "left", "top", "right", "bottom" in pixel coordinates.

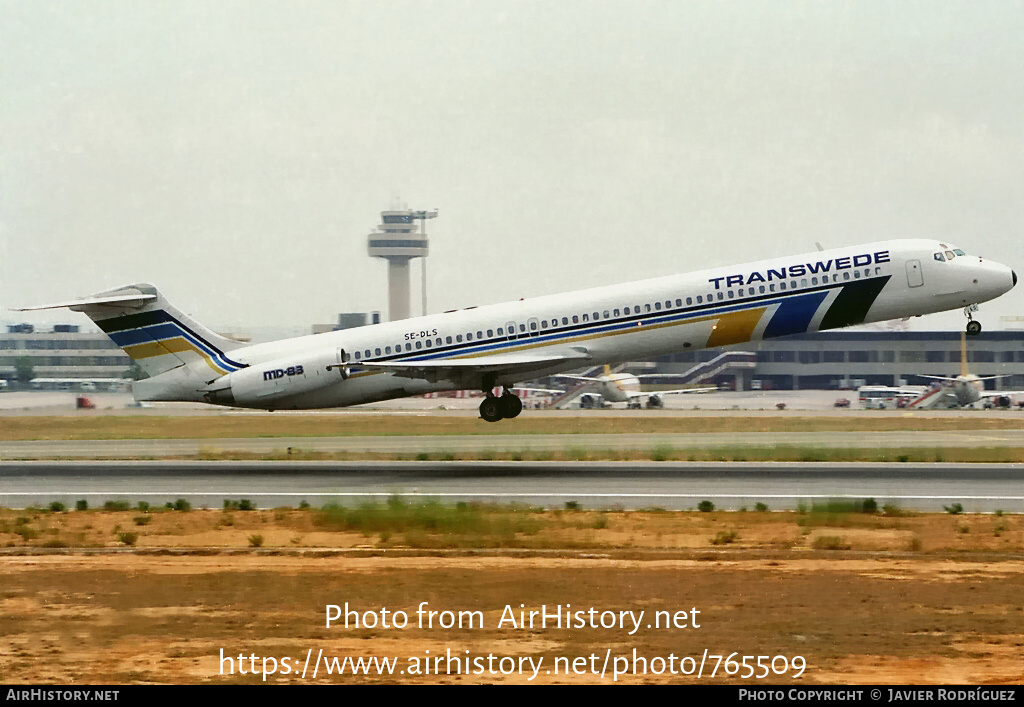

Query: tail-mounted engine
[{"left": 203, "top": 348, "right": 348, "bottom": 407}]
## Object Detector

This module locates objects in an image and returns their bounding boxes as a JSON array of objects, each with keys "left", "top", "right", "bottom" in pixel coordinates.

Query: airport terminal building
[
  {"left": 2, "top": 322, "right": 1022, "bottom": 393},
  {"left": 0, "top": 325, "right": 132, "bottom": 388},
  {"left": 651, "top": 330, "right": 1024, "bottom": 391}
]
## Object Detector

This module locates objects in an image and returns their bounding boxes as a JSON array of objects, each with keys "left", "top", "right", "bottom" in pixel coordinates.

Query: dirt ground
[{"left": 1, "top": 508, "right": 1022, "bottom": 684}]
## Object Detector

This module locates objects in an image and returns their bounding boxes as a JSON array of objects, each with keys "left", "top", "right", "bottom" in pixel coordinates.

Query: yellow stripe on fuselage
[{"left": 707, "top": 307, "right": 768, "bottom": 348}]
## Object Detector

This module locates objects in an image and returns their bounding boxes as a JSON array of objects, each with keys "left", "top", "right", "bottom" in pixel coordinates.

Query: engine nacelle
[{"left": 204, "top": 349, "right": 347, "bottom": 407}]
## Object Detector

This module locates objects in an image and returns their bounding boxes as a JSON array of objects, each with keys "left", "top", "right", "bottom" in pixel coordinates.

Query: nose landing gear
[
  {"left": 479, "top": 387, "right": 523, "bottom": 422},
  {"left": 964, "top": 305, "right": 982, "bottom": 336}
]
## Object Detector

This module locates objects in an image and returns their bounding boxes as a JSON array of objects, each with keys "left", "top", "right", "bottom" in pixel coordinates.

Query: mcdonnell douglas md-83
[{"left": 20, "top": 239, "right": 1016, "bottom": 422}]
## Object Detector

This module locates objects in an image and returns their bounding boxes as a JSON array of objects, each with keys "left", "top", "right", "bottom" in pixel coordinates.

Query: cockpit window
[
  {"left": 945, "top": 250, "right": 955, "bottom": 259},
  {"left": 934, "top": 252, "right": 945, "bottom": 262},
  {"left": 953, "top": 249, "right": 966, "bottom": 256}
]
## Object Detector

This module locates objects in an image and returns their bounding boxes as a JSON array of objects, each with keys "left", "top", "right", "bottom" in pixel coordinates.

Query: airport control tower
[{"left": 367, "top": 207, "right": 437, "bottom": 321}]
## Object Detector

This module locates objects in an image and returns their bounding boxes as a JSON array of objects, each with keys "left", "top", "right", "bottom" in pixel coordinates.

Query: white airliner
[
  {"left": 20, "top": 239, "right": 1016, "bottom": 421},
  {"left": 555, "top": 365, "right": 716, "bottom": 409},
  {"left": 911, "top": 332, "right": 1024, "bottom": 408}
]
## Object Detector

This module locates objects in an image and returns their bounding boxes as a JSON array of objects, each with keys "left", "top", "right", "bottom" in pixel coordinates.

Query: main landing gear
[
  {"left": 965, "top": 305, "right": 982, "bottom": 336},
  {"left": 479, "top": 388, "right": 523, "bottom": 422}
]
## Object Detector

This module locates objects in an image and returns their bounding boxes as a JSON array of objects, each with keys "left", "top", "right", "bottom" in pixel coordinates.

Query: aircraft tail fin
[{"left": 19, "top": 284, "right": 246, "bottom": 379}]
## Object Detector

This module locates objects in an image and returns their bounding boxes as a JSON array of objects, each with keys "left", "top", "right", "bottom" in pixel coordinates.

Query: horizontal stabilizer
[{"left": 16, "top": 292, "right": 156, "bottom": 312}]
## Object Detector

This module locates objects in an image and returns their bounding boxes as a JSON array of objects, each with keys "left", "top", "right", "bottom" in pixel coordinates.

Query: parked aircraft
[
  {"left": 910, "top": 332, "right": 1024, "bottom": 408},
  {"left": 556, "top": 365, "right": 716, "bottom": 409},
  {"left": 19, "top": 239, "right": 1016, "bottom": 421}
]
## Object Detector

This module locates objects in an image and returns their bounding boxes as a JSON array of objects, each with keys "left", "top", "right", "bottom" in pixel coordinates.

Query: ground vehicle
[{"left": 834, "top": 397, "right": 851, "bottom": 408}]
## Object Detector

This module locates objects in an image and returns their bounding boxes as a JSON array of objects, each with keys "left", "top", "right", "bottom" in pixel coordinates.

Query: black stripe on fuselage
[{"left": 819, "top": 276, "right": 891, "bottom": 330}]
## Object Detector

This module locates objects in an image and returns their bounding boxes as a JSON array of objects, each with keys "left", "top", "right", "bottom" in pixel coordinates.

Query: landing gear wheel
[
  {"left": 479, "top": 396, "right": 503, "bottom": 423},
  {"left": 499, "top": 392, "right": 523, "bottom": 419},
  {"left": 966, "top": 320, "right": 982, "bottom": 336}
]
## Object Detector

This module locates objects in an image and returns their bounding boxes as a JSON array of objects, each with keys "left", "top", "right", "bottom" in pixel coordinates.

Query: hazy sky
[{"left": 2, "top": 1, "right": 1022, "bottom": 338}]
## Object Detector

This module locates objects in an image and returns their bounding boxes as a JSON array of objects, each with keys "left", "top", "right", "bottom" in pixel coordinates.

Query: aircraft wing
[
  {"left": 623, "top": 386, "right": 718, "bottom": 399},
  {"left": 359, "top": 349, "right": 592, "bottom": 383}
]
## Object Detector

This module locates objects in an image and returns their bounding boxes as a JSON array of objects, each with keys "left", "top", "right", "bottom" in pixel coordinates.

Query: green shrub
[
  {"left": 811, "top": 535, "right": 850, "bottom": 550},
  {"left": 75, "top": 500, "right": 88, "bottom": 511},
  {"left": 861, "top": 498, "right": 878, "bottom": 514},
  {"left": 564, "top": 501, "right": 581, "bottom": 511},
  {"left": 133, "top": 516, "right": 152, "bottom": 526},
  {"left": 173, "top": 498, "right": 191, "bottom": 512},
  {"left": 710, "top": 530, "right": 737, "bottom": 545},
  {"left": 48, "top": 501, "right": 66, "bottom": 513},
  {"left": 136, "top": 501, "right": 150, "bottom": 512},
  {"left": 944, "top": 503, "right": 964, "bottom": 515},
  {"left": 697, "top": 500, "right": 715, "bottom": 513},
  {"left": 248, "top": 534, "right": 264, "bottom": 548},
  {"left": 103, "top": 500, "right": 130, "bottom": 511},
  {"left": 117, "top": 532, "right": 138, "bottom": 546},
  {"left": 754, "top": 502, "right": 769, "bottom": 512}
]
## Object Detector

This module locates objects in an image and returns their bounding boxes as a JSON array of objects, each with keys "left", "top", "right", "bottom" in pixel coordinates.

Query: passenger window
[
  {"left": 717, "top": 292, "right": 724, "bottom": 301},
  {"left": 436, "top": 338, "right": 442, "bottom": 347},
  {"left": 466, "top": 332, "right": 473, "bottom": 341},
  {"left": 654, "top": 302, "right": 661, "bottom": 310},
  {"left": 375, "top": 348, "right": 381, "bottom": 356},
  {"left": 854, "top": 269, "right": 861, "bottom": 278},
  {"left": 769, "top": 284, "right": 776, "bottom": 292},
  {"left": 496, "top": 328, "right": 503, "bottom": 336},
  {"left": 354, "top": 351, "right": 361, "bottom": 360},
  {"left": 811, "top": 277, "right": 818, "bottom": 285},
  {"left": 623, "top": 306, "right": 630, "bottom": 314},
  {"left": 405, "top": 343, "right": 412, "bottom": 351},
  {"left": 843, "top": 271, "right": 850, "bottom": 280},
  {"left": 582, "top": 314, "right": 589, "bottom": 322},
  {"left": 665, "top": 301, "right": 671, "bottom": 309},
  {"left": 415, "top": 341, "right": 422, "bottom": 349},
  {"left": 385, "top": 346, "right": 391, "bottom": 354},
  {"left": 675, "top": 299, "right": 682, "bottom": 307},
  {"left": 780, "top": 282, "right": 787, "bottom": 290},
  {"left": 425, "top": 339, "right": 432, "bottom": 348},
  {"left": 593, "top": 312, "right": 599, "bottom": 320},
  {"left": 759, "top": 285, "right": 765, "bottom": 294},
  {"left": 487, "top": 329, "right": 493, "bottom": 337},
  {"left": 561, "top": 317, "right": 568, "bottom": 325},
  {"left": 696, "top": 295, "right": 703, "bottom": 303},
  {"left": 603, "top": 310, "right": 610, "bottom": 318},
  {"left": 519, "top": 324, "right": 526, "bottom": 332},
  {"left": 800, "top": 279, "right": 808, "bottom": 288},
  {"left": 613, "top": 309, "right": 620, "bottom": 317},
  {"left": 727, "top": 290, "right": 734, "bottom": 299},
  {"left": 645, "top": 304, "right": 652, "bottom": 312},
  {"left": 530, "top": 321, "right": 537, "bottom": 331},
  {"left": 446, "top": 336, "right": 452, "bottom": 344},
  {"left": 572, "top": 316, "right": 579, "bottom": 323}
]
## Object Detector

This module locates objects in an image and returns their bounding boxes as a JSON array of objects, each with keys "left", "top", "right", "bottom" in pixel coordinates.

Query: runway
[
  {"left": 2, "top": 460, "right": 1022, "bottom": 512},
  {"left": 4, "top": 429, "right": 1023, "bottom": 459}
]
